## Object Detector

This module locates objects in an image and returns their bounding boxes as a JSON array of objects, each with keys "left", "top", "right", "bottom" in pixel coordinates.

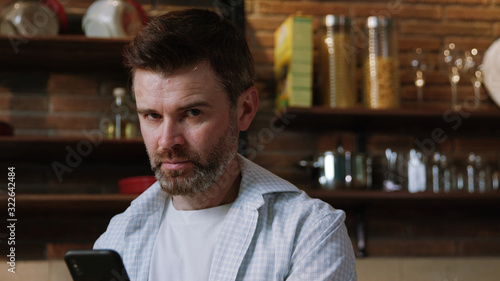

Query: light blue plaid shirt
[{"left": 94, "top": 155, "right": 357, "bottom": 280}]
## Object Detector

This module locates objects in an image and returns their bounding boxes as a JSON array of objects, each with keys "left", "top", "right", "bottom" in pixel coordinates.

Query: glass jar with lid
[
  {"left": 362, "top": 16, "right": 400, "bottom": 109},
  {"left": 319, "top": 15, "right": 357, "bottom": 108}
]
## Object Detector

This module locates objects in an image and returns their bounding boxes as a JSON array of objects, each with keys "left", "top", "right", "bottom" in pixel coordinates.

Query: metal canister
[
  {"left": 319, "top": 15, "right": 357, "bottom": 108},
  {"left": 363, "top": 16, "right": 400, "bottom": 109}
]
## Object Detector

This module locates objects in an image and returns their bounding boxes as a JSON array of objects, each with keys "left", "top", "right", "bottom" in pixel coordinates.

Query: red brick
[
  {"left": 398, "top": 36, "right": 442, "bottom": 51},
  {"left": 0, "top": 95, "right": 49, "bottom": 111},
  {"left": 47, "top": 73, "right": 99, "bottom": 95},
  {"left": 252, "top": 48, "right": 274, "bottom": 65},
  {"left": 51, "top": 96, "right": 113, "bottom": 112},
  {"left": 444, "top": 37, "right": 493, "bottom": 51},
  {"left": 8, "top": 113, "right": 100, "bottom": 130},
  {"left": 494, "top": 23, "right": 500, "bottom": 37},
  {"left": 255, "top": 64, "right": 275, "bottom": 81},
  {"left": 454, "top": 138, "right": 500, "bottom": 153},
  {"left": 367, "top": 134, "right": 414, "bottom": 152},
  {"left": 265, "top": 167, "right": 312, "bottom": 188},
  {"left": 252, "top": 151, "right": 307, "bottom": 167},
  {"left": 400, "top": 21, "right": 491, "bottom": 36},
  {"left": 0, "top": 95, "right": 10, "bottom": 110},
  {"left": 252, "top": 31, "right": 275, "bottom": 48},
  {"left": 401, "top": 84, "right": 483, "bottom": 102},
  {"left": 257, "top": 0, "right": 348, "bottom": 15},
  {"left": 352, "top": 4, "right": 442, "bottom": 20},
  {"left": 246, "top": 130, "right": 320, "bottom": 151},
  {"left": 246, "top": 14, "right": 289, "bottom": 31},
  {"left": 446, "top": 7, "right": 500, "bottom": 21},
  {"left": 398, "top": 67, "right": 442, "bottom": 85},
  {"left": 0, "top": 113, "right": 9, "bottom": 123}
]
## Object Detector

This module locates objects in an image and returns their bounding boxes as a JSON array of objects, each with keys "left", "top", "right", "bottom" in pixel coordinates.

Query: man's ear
[{"left": 236, "top": 86, "right": 259, "bottom": 131}]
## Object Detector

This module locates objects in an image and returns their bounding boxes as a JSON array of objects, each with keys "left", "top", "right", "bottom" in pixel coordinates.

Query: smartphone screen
[{"left": 64, "top": 249, "right": 130, "bottom": 281}]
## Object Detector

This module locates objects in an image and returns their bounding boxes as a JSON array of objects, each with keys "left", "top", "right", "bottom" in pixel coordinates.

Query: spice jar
[
  {"left": 319, "top": 15, "right": 357, "bottom": 108},
  {"left": 363, "top": 16, "right": 400, "bottom": 109}
]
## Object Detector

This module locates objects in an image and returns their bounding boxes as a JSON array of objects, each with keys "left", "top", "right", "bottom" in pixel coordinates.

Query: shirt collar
[{"left": 234, "top": 154, "right": 299, "bottom": 210}]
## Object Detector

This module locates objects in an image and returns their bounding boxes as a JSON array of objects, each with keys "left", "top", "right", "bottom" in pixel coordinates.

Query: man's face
[{"left": 134, "top": 63, "right": 239, "bottom": 196}]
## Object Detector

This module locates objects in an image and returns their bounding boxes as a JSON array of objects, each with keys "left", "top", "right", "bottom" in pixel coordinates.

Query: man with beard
[{"left": 94, "top": 9, "right": 357, "bottom": 281}]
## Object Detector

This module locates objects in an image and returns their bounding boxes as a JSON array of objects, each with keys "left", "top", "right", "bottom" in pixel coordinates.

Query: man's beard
[{"left": 149, "top": 113, "right": 239, "bottom": 196}]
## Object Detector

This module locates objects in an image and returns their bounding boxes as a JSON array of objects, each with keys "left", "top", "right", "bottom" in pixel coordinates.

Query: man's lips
[{"left": 161, "top": 160, "right": 192, "bottom": 170}]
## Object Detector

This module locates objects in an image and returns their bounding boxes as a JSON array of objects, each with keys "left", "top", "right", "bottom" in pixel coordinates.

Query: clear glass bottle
[
  {"left": 319, "top": 15, "right": 357, "bottom": 108},
  {"left": 362, "top": 16, "right": 400, "bottom": 109},
  {"left": 103, "top": 87, "right": 138, "bottom": 139}
]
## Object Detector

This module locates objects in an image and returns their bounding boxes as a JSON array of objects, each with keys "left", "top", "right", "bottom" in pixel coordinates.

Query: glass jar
[
  {"left": 362, "top": 16, "right": 400, "bottom": 109},
  {"left": 319, "top": 15, "right": 357, "bottom": 108}
]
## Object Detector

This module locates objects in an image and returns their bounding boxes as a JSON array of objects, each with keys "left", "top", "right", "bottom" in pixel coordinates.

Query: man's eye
[
  {"left": 146, "top": 113, "right": 161, "bottom": 120},
  {"left": 186, "top": 109, "right": 201, "bottom": 117}
]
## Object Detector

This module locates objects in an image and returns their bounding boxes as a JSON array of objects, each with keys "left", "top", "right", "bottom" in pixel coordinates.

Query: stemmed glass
[
  {"left": 440, "top": 43, "right": 466, "bottom": 110},
  {"left": 464, "top": 48, "right": 483, "bottom": 108},
  {"left": 411, "top": 48, "right": 432, "bottom": 105}
]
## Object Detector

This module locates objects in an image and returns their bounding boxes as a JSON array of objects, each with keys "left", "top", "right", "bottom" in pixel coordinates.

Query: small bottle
[
  {"left": 103, "top": 87, "right": 138, "bottom": 139},
  {"left": 430, "top": 152, "right": 441, "bottom": 193}
]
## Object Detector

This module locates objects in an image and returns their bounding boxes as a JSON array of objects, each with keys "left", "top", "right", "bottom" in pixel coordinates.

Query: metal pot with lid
[{"left": 299, "top": 149, "right": 371, "bottom": 190}]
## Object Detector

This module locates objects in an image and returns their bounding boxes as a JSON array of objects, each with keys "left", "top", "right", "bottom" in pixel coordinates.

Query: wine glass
[
  {"left": 440, "top": 43, "right": 466, "bottom": 110},
  {"left": 411, "top": 48, "right": 432, "bottom": 105},
  {"left": 464, "top": 48, "right": 483, "bottom": 108}
]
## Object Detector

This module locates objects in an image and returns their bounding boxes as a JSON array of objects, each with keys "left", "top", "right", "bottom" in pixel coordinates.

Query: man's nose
[{"left": 157, "top": 119, "right": 185, "bottom": 150}]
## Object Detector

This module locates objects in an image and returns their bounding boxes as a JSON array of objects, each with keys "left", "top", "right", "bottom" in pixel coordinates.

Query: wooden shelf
[
  {"left": 279, "top": 106, "right": 500, "bottom": 137},
  {"left": 4, "top": 190, "right": 499, "bottom": 212},
  {"left": 5, "top": 193, "right": 137, "bottom": 211},
  {"left": 0, "top": 136, "right": 147, "bottom": 161},
  {"left": 303, "top": 189, "right": 500, "bottom": 208},
  {"left": 0, "top": 35, "right": 130, "bottom": 71}
]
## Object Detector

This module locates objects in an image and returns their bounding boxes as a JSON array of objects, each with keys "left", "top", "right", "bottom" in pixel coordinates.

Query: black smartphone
[{"left": 64, "top": 249, "right": 130, "bottom": 281}]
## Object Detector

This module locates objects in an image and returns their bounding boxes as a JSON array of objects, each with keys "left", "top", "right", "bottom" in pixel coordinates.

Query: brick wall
[{"left": 0, "top": 0, "right": 499, "bottom": 258}]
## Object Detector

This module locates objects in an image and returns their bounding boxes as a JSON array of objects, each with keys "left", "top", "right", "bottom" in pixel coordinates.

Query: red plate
[{"left": 118, "top": 176, "right": 156, "bottom": 194}]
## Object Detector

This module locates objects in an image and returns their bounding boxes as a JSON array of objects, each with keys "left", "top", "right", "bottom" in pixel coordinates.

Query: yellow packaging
[{"left": 274, "top": 15, "right": 313, "bottom": 111}]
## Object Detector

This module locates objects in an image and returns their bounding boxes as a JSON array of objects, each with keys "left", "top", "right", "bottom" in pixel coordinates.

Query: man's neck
[{"left": 171, "top": 156, "right": 241, "bottom": 210}]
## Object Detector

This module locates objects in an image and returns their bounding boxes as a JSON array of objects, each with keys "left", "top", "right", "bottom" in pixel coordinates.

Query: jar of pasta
[
  {"left": 363, "top": 16, "right": 400, "bottom": 109},
  {"left": 319, "top": 15, "right": 357, "bottom": 108}
]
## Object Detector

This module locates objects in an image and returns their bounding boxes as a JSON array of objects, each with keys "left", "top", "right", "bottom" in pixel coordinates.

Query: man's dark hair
[{"left": 123, "top": 9, "right": 256, "bottom": 107}]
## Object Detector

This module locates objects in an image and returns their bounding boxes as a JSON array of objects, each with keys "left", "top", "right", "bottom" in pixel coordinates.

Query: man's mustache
[{"left": 151, "top": 148, "right": 202, "bottom": 170}]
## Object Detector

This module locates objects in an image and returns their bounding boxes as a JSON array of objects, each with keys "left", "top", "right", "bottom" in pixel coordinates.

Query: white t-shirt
[{"left": 148, "top": 198, "right": 232, "bottom": 281}]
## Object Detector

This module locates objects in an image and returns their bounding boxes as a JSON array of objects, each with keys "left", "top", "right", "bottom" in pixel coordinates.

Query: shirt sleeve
[{"left": 286, "top": 208, "right": 357, "bottom": 281}]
